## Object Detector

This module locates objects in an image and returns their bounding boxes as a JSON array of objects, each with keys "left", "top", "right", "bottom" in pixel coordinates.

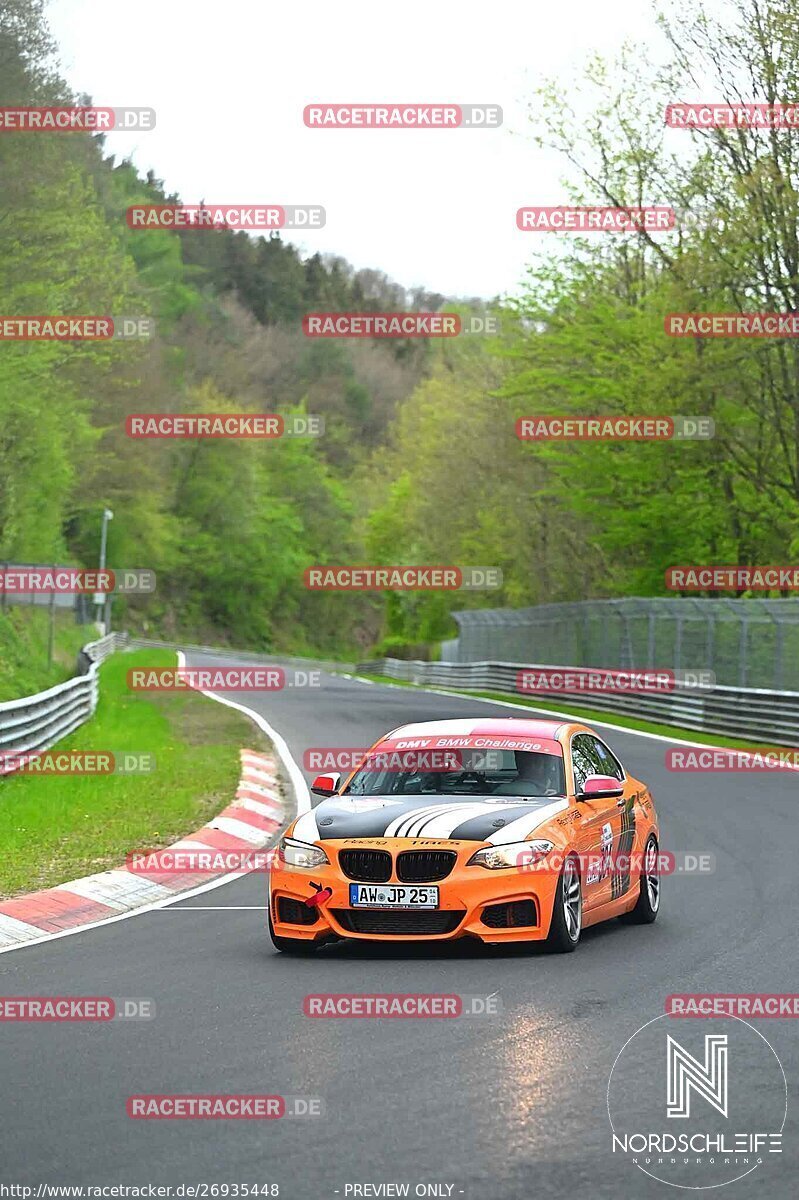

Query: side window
[
  {"left": 571, "top": 735, "right": 595, "bottom": 793},
  {"left": 589, "top": 736, "right": 625, "bottom": 781}
]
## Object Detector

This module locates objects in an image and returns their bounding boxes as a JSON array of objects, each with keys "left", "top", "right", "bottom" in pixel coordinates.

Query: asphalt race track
[{"left": 1, "top": 650, "right": 796, "bottom": 1199}]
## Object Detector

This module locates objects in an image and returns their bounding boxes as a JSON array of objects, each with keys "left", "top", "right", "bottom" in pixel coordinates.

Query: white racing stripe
[
  {"left": 418, "top": 802, "right": 537, "bottom": 839},
  {"left": 292, "top": 807, "right": 321, "bottom": 842},
  {"left": 402, "top": 804, "right": 470, "bottom": 838},
  {"left": 486, "top": 800, "right": 569, "bottom": 844},
  {"left": 385, "top": 803, "right": 455, "bottom": 838},
  {"left": 376, "top": 798, "right": 567, "bottom": 840}
]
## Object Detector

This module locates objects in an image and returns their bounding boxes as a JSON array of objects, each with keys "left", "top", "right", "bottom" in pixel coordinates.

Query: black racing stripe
[
  {"left": 449, "top": 804, "right": 542, "bottom": 843},
  {"left": 612, "top": 800, "right": 636, "bottom": 898},
  {"left": 409, "top": 804, "right": 485, "bottom": 838}
]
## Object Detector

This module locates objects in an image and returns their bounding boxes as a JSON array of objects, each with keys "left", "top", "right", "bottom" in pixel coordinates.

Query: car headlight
[
  {"left": 279, "top": 836, "right": 329, "bottom": 869},
  {"left": 467, "top": 839, "right": 554, "bottom": 870}
]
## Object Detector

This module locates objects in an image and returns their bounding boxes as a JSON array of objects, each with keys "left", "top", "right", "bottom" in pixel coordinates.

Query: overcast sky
[{"left": 47, "top": 0, "right": 671, "bottom": 300}]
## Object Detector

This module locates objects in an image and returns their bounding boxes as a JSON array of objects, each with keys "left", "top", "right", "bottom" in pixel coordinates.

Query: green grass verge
[
  {"left": 0, "top": 648, "right": 270, "bottom": 898},
  {"left": 0, "top": 608, "right": 92, "bottom": 702},
  {"left": 352, "top": 672, "right": 761, "bottom": 751}
]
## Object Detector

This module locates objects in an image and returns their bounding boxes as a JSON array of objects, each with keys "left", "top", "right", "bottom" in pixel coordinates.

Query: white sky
[{"left": 46, "top": 0, "right": 671, "bottom": 299}]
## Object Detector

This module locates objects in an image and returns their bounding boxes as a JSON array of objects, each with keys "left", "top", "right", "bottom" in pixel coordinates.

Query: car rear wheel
[
  {"left": 268, "top": 908, "right": 320, "bottom": 955},
  {"left": 545, "top": 854, "right": 582, "bottom": 953},
  {"left": 619, "top": 834, "right": 660, "bottom": 924}
]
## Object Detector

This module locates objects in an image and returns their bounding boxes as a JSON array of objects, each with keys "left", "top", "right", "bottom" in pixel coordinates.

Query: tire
[
  {"left": 268, "top": 907, "right": 320, "bottom": 955},
  {"left": 619, "top": 834, "right": 660, "bottom": 925},
  {"left": 545, "top": 854, "right": 582, "bottom": 953}
]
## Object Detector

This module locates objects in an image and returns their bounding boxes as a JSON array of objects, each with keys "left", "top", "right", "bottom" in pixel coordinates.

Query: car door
[
  {"left": 584, "top": 733, "right": 638, "bottom": 904},
  {"left": 570, "top": 733, "right": 625, "bottom": 910}
]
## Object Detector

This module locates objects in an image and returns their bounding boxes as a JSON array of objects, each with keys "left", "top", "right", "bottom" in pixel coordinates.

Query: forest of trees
[{"left": 1, "top": 0, "right": 798, "bottom": 657}]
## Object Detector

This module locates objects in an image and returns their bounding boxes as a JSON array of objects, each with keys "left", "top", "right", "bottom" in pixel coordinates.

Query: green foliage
[
  {"left": 0, "top": 608, "right": 89, "bottom": 701},
  {"left": 0, "top": 0, "right": 411, "bottom": 658},
  {"left": 3, "top": 0, "right": 798, "bottom": 667}
]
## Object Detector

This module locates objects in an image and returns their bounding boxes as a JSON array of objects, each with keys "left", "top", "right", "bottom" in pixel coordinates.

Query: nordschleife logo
[
  {"left": 666, "top": 1034, "right": 728, "bottom": 1119},
  {"left": 607, "top": 1015, "right": 786, "bottom": 1188}
]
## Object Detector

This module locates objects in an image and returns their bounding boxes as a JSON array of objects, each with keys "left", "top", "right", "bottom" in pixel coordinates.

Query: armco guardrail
[
  {"left": 358, "top": 658, "right": 799, "bottom": 746},
  {"left": 0, "top": 632, "right": 128, "bottom": 771}
]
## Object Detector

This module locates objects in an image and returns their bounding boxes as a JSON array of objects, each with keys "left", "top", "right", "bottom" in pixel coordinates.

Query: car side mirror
[
  {"left": 577, "top": 773, "right": 624, "bottom": 800},
  {"left": 311, "top": 772, "right": 340, "bottom": 797}
]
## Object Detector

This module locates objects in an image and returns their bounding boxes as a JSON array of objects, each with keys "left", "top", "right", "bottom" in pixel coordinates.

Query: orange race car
[{"left": 268, "top": 717, "right": 660, "bottom": 954}]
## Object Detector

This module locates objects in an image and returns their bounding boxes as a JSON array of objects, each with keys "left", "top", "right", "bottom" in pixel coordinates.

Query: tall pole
[
  {"left": 47, "top": 585, "right": 55, "bottom": 670},
  {"left": 99, "top": 508, "right": 113, "bottom": 636}
]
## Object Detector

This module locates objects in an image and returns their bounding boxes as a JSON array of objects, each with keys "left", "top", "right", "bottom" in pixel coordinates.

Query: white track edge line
[{"left": 177, "top": 666, "right": 311, "bottom": 815}]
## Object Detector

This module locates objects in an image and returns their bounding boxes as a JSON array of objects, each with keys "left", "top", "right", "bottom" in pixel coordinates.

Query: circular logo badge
[{"left": 607, "top": 1014, "right": 786, "bottom": 1189}]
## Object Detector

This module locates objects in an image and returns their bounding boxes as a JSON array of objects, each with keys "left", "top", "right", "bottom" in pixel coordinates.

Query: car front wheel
[
  {"left": 619, "top": 834, "right": 660, "bottom": 924},
  {"left": 545, "top": 854, "right": 582, "bottom": 953}
]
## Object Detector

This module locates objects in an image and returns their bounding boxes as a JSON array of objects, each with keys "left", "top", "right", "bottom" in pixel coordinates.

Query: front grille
[
  {"left": 481, "top": 900, "right": 538, "bottom": 929},
  {"left": 396, "top": 850, "right": 457, "bottom": 882},
  {"left": 277, "top": 896, "right": 320, "bottom": 926},
  {"left": 334, "top": 909, "right": 464, "bottom": 936},
  {"left": 338, "top": 849, "right": 392, "bottom": 882}
]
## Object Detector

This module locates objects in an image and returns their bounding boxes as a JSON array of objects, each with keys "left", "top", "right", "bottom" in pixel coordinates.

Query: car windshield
[{"left": 342, "top": 748, "right": 566, "bottom": 798}]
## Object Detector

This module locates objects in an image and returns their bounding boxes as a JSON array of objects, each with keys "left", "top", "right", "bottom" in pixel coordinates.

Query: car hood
[{"left": 293, "top": 793, "right": 569, "bottom": 845}]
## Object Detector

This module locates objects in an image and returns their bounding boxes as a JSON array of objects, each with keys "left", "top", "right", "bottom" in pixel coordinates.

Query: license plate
[{"left": 349, "top": 883, "right": 439, "bottom": 909}]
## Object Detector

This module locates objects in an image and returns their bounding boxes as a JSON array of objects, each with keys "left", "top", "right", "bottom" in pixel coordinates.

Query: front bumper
[{"left": 268, "top": 838, "right": 561, "bottom": 943}]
